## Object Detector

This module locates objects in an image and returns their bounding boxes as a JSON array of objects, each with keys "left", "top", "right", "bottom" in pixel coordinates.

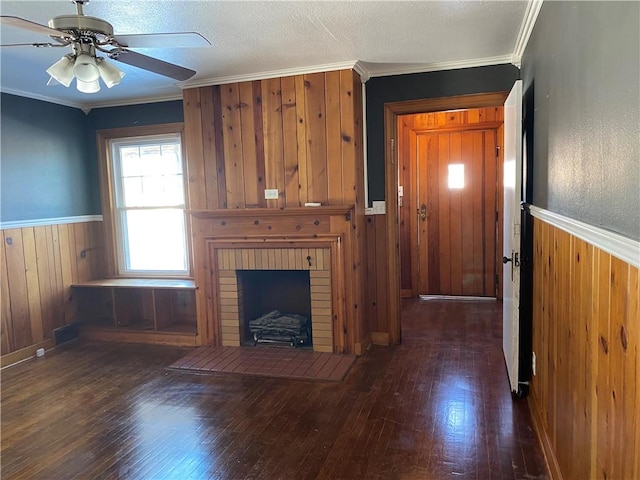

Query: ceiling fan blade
[
  {"left": 109, "top": 49, "right": 196, "bottom": 81},
  {"left": 113, "top": 32, "right": 210, "bottom": 49},
  {"left": 0, "top": 42, "right": 62, "bottom": 48},
  {"left": 1, "top": 16, "right": 72, "bottom": 39}
]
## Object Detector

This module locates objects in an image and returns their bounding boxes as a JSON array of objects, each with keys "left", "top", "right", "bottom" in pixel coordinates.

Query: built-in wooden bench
[{"left": 72, "top": 278, "right": 198, "bottom": 347}]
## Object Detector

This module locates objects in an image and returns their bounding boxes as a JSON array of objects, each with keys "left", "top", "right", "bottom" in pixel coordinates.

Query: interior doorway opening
[
  {"left": 383, "top": 92, "right": 510, "bottom": 345},
  {"left": 396, "top": 107, "right": 505, "bottom": 299}
]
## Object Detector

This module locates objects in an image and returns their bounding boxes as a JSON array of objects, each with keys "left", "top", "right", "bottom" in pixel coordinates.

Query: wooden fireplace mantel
[
  {"left": 188, "top": 204, "right": 359, "bottom": 354},
  {"left": 188, "top": 205, "right": 354, "bottom": 220}
]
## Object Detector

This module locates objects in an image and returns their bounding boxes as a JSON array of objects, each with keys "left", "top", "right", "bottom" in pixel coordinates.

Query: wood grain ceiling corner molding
[{"left": 529, "top": 205, "right": 640, "bottom": 268}]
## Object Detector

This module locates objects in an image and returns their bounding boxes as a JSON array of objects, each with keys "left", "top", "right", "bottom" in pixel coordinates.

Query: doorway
[
  {"left": 397, "top": 108, "right": 504, "bottom": 297},
  {"left": 382, "top": 92, "right": 509, "bottom": 345}
]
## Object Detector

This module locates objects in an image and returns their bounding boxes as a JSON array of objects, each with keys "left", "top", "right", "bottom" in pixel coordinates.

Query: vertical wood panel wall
[
  {"left": 1, "top": 221, "right": 105, "bottom": 366},
  {"left": 364, "top": 214, "right": 390, "bottom": 345},
  {"left": 183, "top": 69, "right": 363, "bottom": 210},
  {"left": 530, "top": 217, "right": 639, "bottom": 480},
  {"left": 182, "top": 69, "right": 367, "bottom": 352}
]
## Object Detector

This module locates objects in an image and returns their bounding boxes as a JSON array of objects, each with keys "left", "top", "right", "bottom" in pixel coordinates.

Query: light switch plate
[{"left": 264, "top": 189, "right": 279, "bottom": 199}]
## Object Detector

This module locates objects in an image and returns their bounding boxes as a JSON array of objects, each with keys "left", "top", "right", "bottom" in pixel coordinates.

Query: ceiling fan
[{"left": 0, "top": 0, "right": 210, "bottom": 93}]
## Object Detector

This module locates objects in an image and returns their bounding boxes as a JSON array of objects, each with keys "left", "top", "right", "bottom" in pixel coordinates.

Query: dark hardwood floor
[{"left": 0, "top": 298, "right": 548, "bottom": 480}]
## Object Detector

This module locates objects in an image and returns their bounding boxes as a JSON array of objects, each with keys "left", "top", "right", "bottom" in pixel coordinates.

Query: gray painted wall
[
  {"left": 365, "top": 64, "right": 520, "bottom": 204},
  {"left": 521, "top": 1, "right": 640, "bottom": 240},
  {"left": 0, "top": 93, "right": 96, "bottom": 222},
  {"left": 0, "top": 94, "right": 183, "bottom": 223}
]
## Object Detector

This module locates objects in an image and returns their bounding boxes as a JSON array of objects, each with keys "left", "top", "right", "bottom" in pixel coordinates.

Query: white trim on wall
[
  {"left": 529, "top": 206, "right": 640, "bottom": 268},
  {"left": 362, "top": 55, "right": 514, "bottom": 78},
  {"left": 512, "top": 0, "right": 544, "bottom": 66},
  {"left": 181, "top": 61, "right": 361, "bottom": 89},
  {"left": 0, "top": 215, "right": 103, "bottom": 230}
]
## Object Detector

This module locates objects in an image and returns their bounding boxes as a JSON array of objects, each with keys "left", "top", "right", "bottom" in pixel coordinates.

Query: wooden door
[{"left": 416, "top": 129, "right": 498, "bottom": 296}]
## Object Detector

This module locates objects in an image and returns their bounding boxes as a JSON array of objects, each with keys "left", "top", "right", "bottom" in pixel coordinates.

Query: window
[
  {"left": 98, "top": 124, "right": 189, "bottom": 277},
  {"left": 448, "top": 163, "right": 465, "bottom": 189}
]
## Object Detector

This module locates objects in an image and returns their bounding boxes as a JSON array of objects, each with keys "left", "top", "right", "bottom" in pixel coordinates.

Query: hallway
[{"left": 1, "top": 298, "right": 548, "bottom": 479}]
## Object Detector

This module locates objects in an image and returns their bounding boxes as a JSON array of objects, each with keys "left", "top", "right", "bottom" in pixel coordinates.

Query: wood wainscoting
[
  {"left": 1, "top": 220, "right": 105, "bottom": 367},
  {"left": 530, "top": 217, "right": 639, "bottom": 480},
  {"left": 364, "top": 214, "right": 390, "bottom": 345}
]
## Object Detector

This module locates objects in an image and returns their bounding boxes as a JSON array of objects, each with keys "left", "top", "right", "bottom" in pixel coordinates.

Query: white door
[{"left": 503, "top": 80, "right": 522, "bottom": 394}]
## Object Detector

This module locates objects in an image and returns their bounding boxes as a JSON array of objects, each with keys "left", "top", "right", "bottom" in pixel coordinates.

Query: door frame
[{"left": 383, "top": 92, "right": 509, "bottom": 345}]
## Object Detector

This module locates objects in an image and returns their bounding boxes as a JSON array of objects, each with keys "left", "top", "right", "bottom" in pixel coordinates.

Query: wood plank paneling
[
  {"left": 262, "top": 77, "right": 285, "bottom": 208},
  {"left": 281, "top": 76, "right": 300, "bottom": 207},
  {"left": 200, "top": 86, "right": 221, "bottom": 210},
  {"left": 221, "top": 83, "right": 246, "bottom": 209},
  {"left": 238, "top": 82, "right": 260, "bottom": 207},
  {"left": 183, "top": 70, "right": 364, "bottom": 211},
  {"left": 326, "top": 70, "right": 343, "bottom": 205},
  {"left": 530, "top": 217, "right": 640, "bottom": 480},
  {"left": 304, "top": 73, "right": 328, "bottom": 204},
  {"left": 182, "top": 88, "right": 207, "bottom": 210},
  {"left": 0, "top": 221, "right": 105, "bottom": 361}
]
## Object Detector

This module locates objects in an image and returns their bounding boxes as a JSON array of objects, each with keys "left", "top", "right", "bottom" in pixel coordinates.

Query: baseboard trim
[
  {"left": 355, "top": 334, "right": 371, "bottom": 356},
  {"left": 0, "top": 339, "right": 55, "bottom": 369},
  {"left": 528, "top": 391, "right": 564, "bottom": 480},
  {"left": 81, "top": 327, "right": 198, "bottom": 347},
  {"left": 371, "top": 331, "right": 389, "bottom": 346}
]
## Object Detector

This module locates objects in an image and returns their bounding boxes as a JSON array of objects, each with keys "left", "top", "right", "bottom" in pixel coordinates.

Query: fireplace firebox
[
  {"left": 214, "top": 246, "right": 334, "bottom": 352},
  {"left": 237, "top": 270, "right": 312, "bottom": 347}
]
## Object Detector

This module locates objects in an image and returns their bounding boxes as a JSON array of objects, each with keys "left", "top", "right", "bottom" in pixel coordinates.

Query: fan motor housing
[{"left": 49, "top": 15, "right": 114, "bottom": 37}]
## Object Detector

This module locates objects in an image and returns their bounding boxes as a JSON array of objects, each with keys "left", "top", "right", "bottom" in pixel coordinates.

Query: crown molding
[
  {"left": 364, "top": 55, "right": 515, "bottom": 78},
  {"left": 352, "top": 61, "right": 371, "bottom": 83},
  {"left": 180, "top": 60, "right": 361, "bottom": 89},
  {"left": 512, "top": 0, "right": 544, "bottom": 67},
  {"left": 529, "top": 206, "right": 640, "bottom": 268},
  {"left": 86, "top": 93, "right": 184, "bottom": 110},
  {"left": 1, "top": 215, "right": 103, "bottom": 230},
  {"left": 1, "top": 87, "right": 87, "bottom": 112}
]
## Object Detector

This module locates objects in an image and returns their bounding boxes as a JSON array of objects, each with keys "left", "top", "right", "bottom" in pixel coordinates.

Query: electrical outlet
[
  {"left": 532, "top": 351, "right": 536, "bottom": 376},
  {"left": 264, "top": 189, "right": 279, "bottom": 200}
]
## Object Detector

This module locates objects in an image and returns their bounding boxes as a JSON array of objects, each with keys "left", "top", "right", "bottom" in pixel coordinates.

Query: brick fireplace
[
  {"left": 216, "top": 246, "right": 333, "bottom": 352},
  {"left": 188, "top": 206, "right": 360, "bottom": 354}
]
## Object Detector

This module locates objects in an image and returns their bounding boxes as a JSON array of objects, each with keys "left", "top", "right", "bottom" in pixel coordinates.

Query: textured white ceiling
[{"left": 0, "top": 1, "right": 530, "bottom": 110}]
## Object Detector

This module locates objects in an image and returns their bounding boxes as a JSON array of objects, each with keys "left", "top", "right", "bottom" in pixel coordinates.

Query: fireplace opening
[{"left": 237, "top": 270, "right": 312, "bottom": 347}]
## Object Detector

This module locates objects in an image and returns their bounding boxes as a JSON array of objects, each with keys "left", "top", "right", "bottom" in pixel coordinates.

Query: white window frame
[{"left": 97, "top": 123, "right": 191, "bottom": 278}]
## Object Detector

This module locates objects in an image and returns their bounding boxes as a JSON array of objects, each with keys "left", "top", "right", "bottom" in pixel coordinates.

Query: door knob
[
  {"left": 419, "top": 204, "right": 427, "bottom": 221},
  {"left": 503, "top": 252, "right": 520, "bottom": 267}
]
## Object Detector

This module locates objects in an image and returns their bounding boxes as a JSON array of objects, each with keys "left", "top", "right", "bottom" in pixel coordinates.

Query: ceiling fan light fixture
[
  {"left": 76, "top": 78, "right": 101, "bottom": 94},
  {"left": 96, "top": 58, "right": 125, "bottom": 88},
  {"left": 46, "top": 54, "right": 74, "bottom": 87},
  {"left": 73, "top": 52, "right": 100, "bottom": 82}
]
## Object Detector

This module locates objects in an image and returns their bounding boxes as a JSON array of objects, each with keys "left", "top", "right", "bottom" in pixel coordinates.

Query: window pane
[
  {"left": 119, "top": 142, "right": 181, "bottom": 184},
  {"left": 448, "top": 163, "right": 465, "bottom": 189},
  {"left": 122, "top": 174, "right": 184, "bottom": 207},
  {"left": 122, "top": 209, "right": 187, "bottom": 272}
]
